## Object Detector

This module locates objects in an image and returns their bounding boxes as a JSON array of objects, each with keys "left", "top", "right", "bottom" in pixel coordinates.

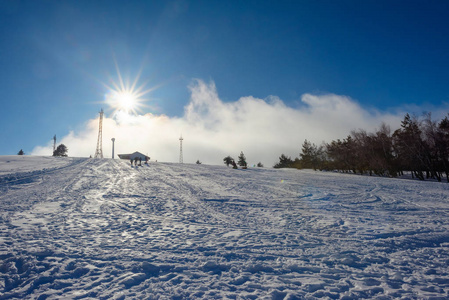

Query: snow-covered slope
[{"left": 1, "top": 156, "right": 448, "bottom": 299}]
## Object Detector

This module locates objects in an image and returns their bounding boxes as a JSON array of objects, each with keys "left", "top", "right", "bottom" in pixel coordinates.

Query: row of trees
[
  {"left": 224, "top": 152, "right": 248, "bottom": 168},
  {"left": 223, "top": 152, "right": 264, "bottom": 168},
  {"left": 17, "top": 144, "right": 68, "bottom": 157},
  {"left": 274, "top": 113, "right": 449, "bottom": 182}
]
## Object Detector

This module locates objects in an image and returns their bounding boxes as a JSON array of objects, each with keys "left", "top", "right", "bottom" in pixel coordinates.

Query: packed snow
[{"left": 1, "top": 156, "right": 449, "bottom": 299}]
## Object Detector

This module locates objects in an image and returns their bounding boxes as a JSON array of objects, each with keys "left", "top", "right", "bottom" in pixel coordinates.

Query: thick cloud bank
[{"left": 32, "top": 80, "right": 404, "bottom": 166}]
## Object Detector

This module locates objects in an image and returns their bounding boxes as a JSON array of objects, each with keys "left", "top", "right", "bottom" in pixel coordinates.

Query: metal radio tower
[
  {"left": 94, "top": 109, "right": 104, "bottom": 159},
  {"left": 179, "top": 135, "right": 183, "bottom": 164}
]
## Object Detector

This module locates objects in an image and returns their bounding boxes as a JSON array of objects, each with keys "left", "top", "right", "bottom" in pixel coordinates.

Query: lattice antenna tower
[
  {"left": 179, "top": 135, "right": 183, "bottom": 164},
  {"left": 94, "top": 109, "right": 104, "bottom": 158}
]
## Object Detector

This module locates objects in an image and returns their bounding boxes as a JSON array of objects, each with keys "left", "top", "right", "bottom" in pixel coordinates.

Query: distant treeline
[{"left": 274, "top": 113, "right": 449, "bottom": 182}]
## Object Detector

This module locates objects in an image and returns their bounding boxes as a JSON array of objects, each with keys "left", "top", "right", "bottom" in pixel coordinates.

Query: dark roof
[{"left": 117, "top": 152, "right": 149, "bottom": 160}]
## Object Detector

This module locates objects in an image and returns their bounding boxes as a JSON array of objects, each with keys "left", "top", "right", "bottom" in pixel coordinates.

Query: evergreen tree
[
  {"left": 257, "top": 162, "right": 264, "bottom": 167},
  {"left": 326, "top": 137, "right": 357, "bottom": 173},
  {"left": 393, "top": 114, "right": 425, "bottom": 180},
  {"left": 17, "top": 149, "right": 24, "bottom": 155},
  {"left": 437, "top": 116, "right": 449, "bottom": 181},
  {"left": 299, "top": 139, "right": 323, "bottom": 170},
  {"left": 273, "top": 154, "right": 293, "bottom": 168},
  {"left": 237, "top": 151, "right": 247, "bottom": 167},
  {"left": 196, "top": 160, "right": 202, "bottom": 164},
  {"left": 53, "top": 144, "right": 68, "bottom": 157},
  {"left": 223, "top": 156, "right": 234, "bottom": 167}
]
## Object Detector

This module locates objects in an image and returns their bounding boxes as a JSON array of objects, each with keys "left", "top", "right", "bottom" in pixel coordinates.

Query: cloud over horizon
[{"left": 32, "top": 79, "right": 413, "bottom": 166}]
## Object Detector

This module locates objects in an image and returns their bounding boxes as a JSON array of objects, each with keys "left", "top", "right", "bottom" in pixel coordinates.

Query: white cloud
[{"left": 32, "top": 79, "right": 409, "bottom": 166}]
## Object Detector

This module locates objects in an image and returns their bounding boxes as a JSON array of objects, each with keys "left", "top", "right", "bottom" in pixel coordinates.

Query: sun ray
[
  {"left": 130, "top": 67, "right": 143, "bottom": 93},
  {"left": 103, "top": 62, "right": 156, "bottom": 117},
  {"left": 114, "top": 60, "right": 126, "bottom": 92}
]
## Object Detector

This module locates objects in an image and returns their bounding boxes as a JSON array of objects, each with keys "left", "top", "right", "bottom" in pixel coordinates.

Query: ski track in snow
[{"left": 0, "top": 156, "right": 449, "bottom": 299}]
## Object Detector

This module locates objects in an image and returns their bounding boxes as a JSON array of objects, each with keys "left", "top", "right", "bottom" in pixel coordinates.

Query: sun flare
[
  {"left": 112, "top": 90, "right": 138, "bottom": 113},
  {"left": 103, "top": 62, "right": 157, "bottom": 116}
]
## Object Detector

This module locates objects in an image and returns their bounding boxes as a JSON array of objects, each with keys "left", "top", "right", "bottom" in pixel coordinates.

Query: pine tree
[
  {"left": 299, "top": 139, "right": 323, "bottom": 170},
  {"left": 237, "top": 151, "right": 247, "bottom": 167},
  {"left": 437, "top": 116, "right": 449, "bottom": 182},
  {"left": 17, "top": 149, "right": 24, "bottom": 155},
  {"left": 53, "top": 144, "right": 68, "bottom": 157},
  {"left": 223, "top": 156, "right": 234, "bottom": 167},
  {"left": 273, "top": 154, "right": 293, "bottom": 168},
  {"left": 393, "top": 114, "right": 425, "bottom": 180}
]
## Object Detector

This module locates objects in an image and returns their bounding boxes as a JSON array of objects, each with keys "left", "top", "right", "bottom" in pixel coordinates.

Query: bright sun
[
  {"left": 114, "top": 91, "right": 138, "bottom": 112},
  {"left": 105, "top": 88, "right": 143, "bottom": 115},
  {"left": 103, "top": 63, "right": 156, "bottom": 116}
]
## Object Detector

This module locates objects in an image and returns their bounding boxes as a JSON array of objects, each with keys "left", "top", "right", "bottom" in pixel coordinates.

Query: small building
[{"left": 118, "top": 151, "right": 150, "bottom": 161}]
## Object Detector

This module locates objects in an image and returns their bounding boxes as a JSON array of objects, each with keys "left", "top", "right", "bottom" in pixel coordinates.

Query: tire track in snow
[
  {"left": 0, "top": 158, "right": 87, "bottom": 191},
  {"left": 2, "top": 160, "right": 449, "bottom": 299}
]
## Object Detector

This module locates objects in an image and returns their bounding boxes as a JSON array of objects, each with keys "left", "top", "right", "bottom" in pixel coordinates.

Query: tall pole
[
  {"left": 111, "top": 138, "right": 115, "bottom": 159},
  {"left": 179, "top": 135, "right": 183, "bottom": 164},
  {"left": 94, "top": 109, "right": 104, "bottom": 159},
  {"left": 53, "top": 135, "right": 56, "bottom": 154}
]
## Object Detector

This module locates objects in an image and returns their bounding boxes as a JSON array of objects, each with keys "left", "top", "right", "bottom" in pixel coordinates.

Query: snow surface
[{"left": 1, "top": 156, "right": 449, "bottom": 299}]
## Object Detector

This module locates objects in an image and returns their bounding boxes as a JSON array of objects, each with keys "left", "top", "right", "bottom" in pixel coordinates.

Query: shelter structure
[{"left": 118, "top": 151, "right": 150, "bottom": 161}]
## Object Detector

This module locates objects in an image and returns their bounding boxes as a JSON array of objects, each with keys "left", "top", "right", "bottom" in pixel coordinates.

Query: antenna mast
[
  {"left": 53, "top": 135, "right": 56, "bottom": 154},
  {"left": 94, "top": 109, "right": 104, "bottom": 159},
  {"left": 179, "top": 135, "right": 183, "bottom": 164},
  {"left": 111, "top": 138, "right": 115, "bottom": 159}
]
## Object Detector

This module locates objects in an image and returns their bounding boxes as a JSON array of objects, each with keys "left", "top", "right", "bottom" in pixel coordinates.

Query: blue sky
[{"left": 1, "top": 1, "right": 449, "bottom": 162}]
